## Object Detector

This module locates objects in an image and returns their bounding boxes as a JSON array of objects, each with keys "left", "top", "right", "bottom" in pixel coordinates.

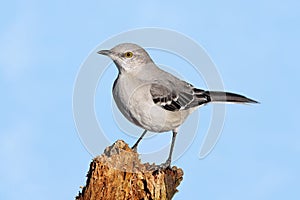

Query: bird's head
[{"left": 97, "top": 43, "right": 153, "bottom": 73}]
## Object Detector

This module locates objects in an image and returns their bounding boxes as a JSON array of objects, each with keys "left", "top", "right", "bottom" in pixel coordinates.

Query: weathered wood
[{"left": 76, "top": 140, "right": 183, "bottom": 200}]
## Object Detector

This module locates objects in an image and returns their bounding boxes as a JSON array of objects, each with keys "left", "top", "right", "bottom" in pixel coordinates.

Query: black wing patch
[{"left": 150, "top": 83, "right": 211, "bottom": 111}]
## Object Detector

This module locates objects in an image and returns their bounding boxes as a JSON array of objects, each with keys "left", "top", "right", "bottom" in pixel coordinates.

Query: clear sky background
[{"left": 1, "top": 0, "right": 299, "bottom": 199}]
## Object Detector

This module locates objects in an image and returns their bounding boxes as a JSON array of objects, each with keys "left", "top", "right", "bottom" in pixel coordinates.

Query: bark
[{"left": 76, "top": 140, "right": 183, "bottom": 200}]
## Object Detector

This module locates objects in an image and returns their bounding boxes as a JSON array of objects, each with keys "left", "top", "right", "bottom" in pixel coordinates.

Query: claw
[
  {"left": 131, "top": 145, "right": 138, "bottom": 152},
  {"left": 160, "top": 159, "right": 171, "bottom": 169},
  {"left": 148, "top": 160, "right": 171, "bottom": 171}
]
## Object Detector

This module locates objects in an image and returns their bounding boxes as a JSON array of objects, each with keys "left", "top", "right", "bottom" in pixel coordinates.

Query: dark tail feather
[{"left": 206, "top": 91, "right": 259, "bottom": 104}]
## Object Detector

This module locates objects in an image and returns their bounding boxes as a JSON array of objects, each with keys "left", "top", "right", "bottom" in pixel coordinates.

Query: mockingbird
[{"left": 98, "top": 43, "right": 258, "bottom": 168}]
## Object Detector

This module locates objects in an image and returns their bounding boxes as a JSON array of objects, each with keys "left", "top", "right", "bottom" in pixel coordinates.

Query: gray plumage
[{"left": 98, "top": 43, "right": 258, "bottom": 167}]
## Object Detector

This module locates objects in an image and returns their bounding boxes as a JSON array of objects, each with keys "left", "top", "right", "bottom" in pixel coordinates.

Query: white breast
[{"left": 113, "top": 75, "right": 192, "bottom": 132}]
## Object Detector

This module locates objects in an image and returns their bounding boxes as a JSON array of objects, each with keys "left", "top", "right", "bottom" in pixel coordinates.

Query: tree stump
[{"left": 76, "top": 140, "right": 184, "bottom": 200}]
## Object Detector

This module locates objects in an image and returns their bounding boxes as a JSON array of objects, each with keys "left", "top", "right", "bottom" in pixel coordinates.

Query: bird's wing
[{"left": 150, "top": 82, "right": 210, "bottom": 111}]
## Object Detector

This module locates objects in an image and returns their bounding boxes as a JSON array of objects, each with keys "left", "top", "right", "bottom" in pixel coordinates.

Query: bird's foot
[
  {"left": 159, "top": 159, "right": 171, "bottom": 169},
  {"left": 148, "top": 159, "right": 171, "bottom": 171},
  {"left": 131, "top": 144, "right": 138, "bottom": 152}
]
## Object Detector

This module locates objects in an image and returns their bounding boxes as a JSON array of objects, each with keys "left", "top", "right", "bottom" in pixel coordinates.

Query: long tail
[{"left": 206, "top": 91, "right": 259, "bottom": 104}]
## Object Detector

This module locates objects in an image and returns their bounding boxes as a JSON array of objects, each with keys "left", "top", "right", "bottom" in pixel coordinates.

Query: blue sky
[{"left": 1, "top": 0, "right": 300, "bottom": 199}]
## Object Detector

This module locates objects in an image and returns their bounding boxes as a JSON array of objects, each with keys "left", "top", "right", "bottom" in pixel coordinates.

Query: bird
[{"left": 97, "top": 43, "right": 258, "bottom": 168}]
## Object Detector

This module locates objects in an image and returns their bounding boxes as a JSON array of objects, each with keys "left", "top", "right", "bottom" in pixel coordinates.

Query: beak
[{"left": 97, "top": 49, "right": 112, "bottom": 56}]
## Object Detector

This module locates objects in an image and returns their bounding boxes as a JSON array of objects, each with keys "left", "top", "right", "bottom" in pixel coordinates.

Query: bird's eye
[{"left": 124, "top": 51, "right": 133, "bottom": 58}]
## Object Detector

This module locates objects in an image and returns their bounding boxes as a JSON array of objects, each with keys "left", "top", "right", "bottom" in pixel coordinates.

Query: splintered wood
[{"left": 76, "top": 140, "right": 183, "bottom": 200}]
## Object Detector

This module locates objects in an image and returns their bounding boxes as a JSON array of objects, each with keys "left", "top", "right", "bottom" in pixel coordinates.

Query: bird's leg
[
  {"left": 131, "top": 130, "right": 147, "bottom": 151},
  {"left": 161, "top": 130, "right": 178, "bottom": 169}
]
